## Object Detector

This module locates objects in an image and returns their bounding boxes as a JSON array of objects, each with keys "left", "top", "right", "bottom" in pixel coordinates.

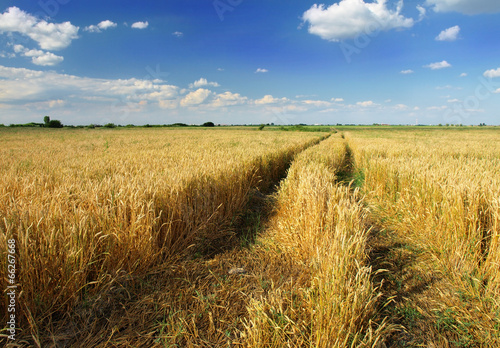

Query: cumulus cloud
[
  {"left": 331, "top": 97, "right": 344, "bottom": 102},
  {"left": 180, "top": 88, "right": 213, "bottom": 107},
  {"left": 400, "top": 69, "right": 414, "bottom": 74},
  {"left": 425, "top": 0, "right": 500, "bottom": 14},
  {"left": 302, "top": 0, "right": 415, "bottom": 42},
  {"left": 172, "top": 31, "right": 183, "bottom": 37},
  {"left": 484, "top": 68, "right": 500, "bottom": 78},
  {"left": 436, "top": 25, "right": 460, "bottom": 41},
  {"left": 26, "top": 49, "right": 64, "bottom": 66},
  {"left": 0, "top": 6, "right": 79, "bottom": 50},
  {"left": 189, "top": 78, "right": 220, "bottom": 88},
  {"left": 255, "top": 68, "right": 268, "bottom": 73},
  {"left": 132, "top": 21, "right": 149, "bottom": 29},
  {"left": 460, "top": 73, "right": 467, "bottom": 77},
  {"left": 424, "top": 60, "right": 451, "bottom": 70},
  {"left": 12, "top": 45, "right": 63, "bottom": 66},
  {"left": 85, "top": 20, "right": 117, "bottom": 33}
]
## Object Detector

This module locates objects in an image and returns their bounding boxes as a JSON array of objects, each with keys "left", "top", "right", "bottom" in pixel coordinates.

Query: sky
[{"left": 0, "top": 0, "right": 500, "bottom": 126}]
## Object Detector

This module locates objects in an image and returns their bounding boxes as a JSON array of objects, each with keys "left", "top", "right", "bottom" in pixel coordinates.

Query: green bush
[{"left": 48, "top": 120, "right": 63, "bottom": 128}]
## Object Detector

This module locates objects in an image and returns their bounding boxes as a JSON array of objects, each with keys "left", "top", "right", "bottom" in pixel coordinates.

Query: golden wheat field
[{"left": 0, "top": 126, "right": 499, "bottom": 347}]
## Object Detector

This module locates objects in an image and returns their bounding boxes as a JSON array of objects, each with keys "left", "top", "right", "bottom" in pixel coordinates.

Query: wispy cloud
[{"left": 255, "top": 68, "right": 268, "bottom": 73}]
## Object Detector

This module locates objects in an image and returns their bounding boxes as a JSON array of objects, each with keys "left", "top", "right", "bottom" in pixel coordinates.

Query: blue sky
[{"left": 1, "top": 0, "right": 500, "bottom": 125}]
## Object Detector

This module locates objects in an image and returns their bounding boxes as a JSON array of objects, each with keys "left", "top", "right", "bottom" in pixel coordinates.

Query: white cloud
[
  {"left": 13, "top": 44, "right": 25, "bottom": 53},
  {"left": 255, "top": 68, "right": 268, "bottom": 73},
  {"left": 331, "top": 97, "right": 344, "bottom": 102},
  {"left": 425, "top": 0, "right": 500, "bottom": 14},
  {"left": 0, "top": 65, "right": 179, "bottom": 106},
  {"left": 424, "top": 60, "right": 451, "bottom": 70},
  {"left": 12, "top": 45, "right": 63, "bottom": 66},
  {"left": 302, "top": 0, "right": 415, "bottom": 42},
  {"left": 254, "top": 95, "right": 288, "bottom": 105},
  {"left": 417, "top": 5, "right": 427, "bottom": 20},
  {"left": 447, "top": 99, "right": 461, "bottom": 103},
  {"left": 210, "top": 92, "right": 247, "bottom": 107},
  {"left": 394, "top": 104, "right": 408, "bottom": 110},
  {"left": 484, "top": 68, "right": 500, "bottom": 78},
  {"left": 460, "top": 73, "right": 467, "bottom": 77},
  {"left": 436, "top": 25, "right": 460, "bottom": 41},
  {"left": 132, "top": 21, "right": 149, "bottom": 29},
  {"left": 0, "top": 7, "right": 79, "bottom": 50},
  {"left": 357, "top": 100, "right": 376, "bottom": 107},
  {"left": 189, "top": 78, "right": 220, "bottom": 88},
  {"left": 172, "top": 31, "right": 183, "bottom": 37},
  {"left": 27, "top": 50, "right": 64, "bottom": 66},
  {"left": 302, "top": 100, "right": 332, "bottom": 107},
  {"left": 85, "top": 20, "right": 117, "bottom": 33},
  {"left": 0, "top": 51, "right": 15, "bottom": 58},
  {"left": 400, "top": 69, "right": 414, "bottom": 74},
  {"left": 158, "top": 100, "right": 178, "bottom": 109},
  {"left": 98, "top": 20, "right": 117, "bottom": 30},
  {"left": 26, "top": 99, "right": 65, "bottom": 109},
  {"left": 180, "top": 88, "right": 213, "bottom": 107},
  {"left": 84, "top": 25, "right": 99, "bottom": 33}
]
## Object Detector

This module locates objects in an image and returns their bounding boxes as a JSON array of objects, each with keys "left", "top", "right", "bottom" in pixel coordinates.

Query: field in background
[{"left": 0, "top": 126, "right": 499, "bottom": 347}]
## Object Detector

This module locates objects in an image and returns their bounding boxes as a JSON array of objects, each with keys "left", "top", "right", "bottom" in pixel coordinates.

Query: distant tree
[
  {"left": 104, "top": 123, "right": 116, "bottom": 128},
  {"left": 43, "top": 116, "right": 50, "bottom": 126},
  {"left": 47, "top": 120, "right": 63, "bottom": 128},
  {"left": 202, "top": 122, "right": 215, "bottom": 127},
  {"left": 258, "top": 124, "right": 265, "bottom": 130}
]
